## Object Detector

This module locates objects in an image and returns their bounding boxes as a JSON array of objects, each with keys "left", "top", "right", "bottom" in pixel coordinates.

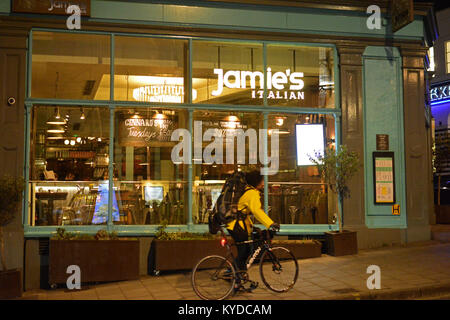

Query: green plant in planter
[
  {"left": 52, "top": 228, "right": 120, "bottom": 240},
  {"left": 309, "top": 145, "right": 360, "bottom": 232},
  {"left": 154, "top": 220, "right": 217, "bottom": 240},
  {"left": 0, "top": 175, "right": 24, "bottom": 271}
]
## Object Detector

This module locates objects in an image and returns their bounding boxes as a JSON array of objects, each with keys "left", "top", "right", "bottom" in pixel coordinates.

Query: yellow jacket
[{"left": 226, "top": 186, "right": 274, "bottom": 234}]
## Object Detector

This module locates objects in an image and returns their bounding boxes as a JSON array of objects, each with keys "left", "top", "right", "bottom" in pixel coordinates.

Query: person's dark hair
[{"left": 245, "top": 170, "right": 264, "bottom": 188}]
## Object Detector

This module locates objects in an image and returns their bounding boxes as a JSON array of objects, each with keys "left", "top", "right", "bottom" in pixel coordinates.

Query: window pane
[
  {"left": 114, "top": 36, "right": 187, "bottom": 102},
  {"left": 267, "top": 113, "right": 338, "bottom": 224},
  {"left": 266, "top": 45, "right": 335, "bottom": 108},
  {"left": 32, "top": 32, "right": 110, "bottom": 100},
  {"left": 192, "top": 110, "right": 263, "bottom": 224},
  {"left": 30, "top": 106, "right": 110, "bottom": 226},
  {"left": 114, "top": 108, "right": 189, "bottom": 225},
  {"left": 193, "top": 41, "right": 264, "bottom": 105}
]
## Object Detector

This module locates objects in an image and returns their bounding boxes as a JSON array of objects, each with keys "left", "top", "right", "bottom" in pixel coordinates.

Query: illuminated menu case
[{"left": 373, "top": 152, "right": 396, "bottom": 204}]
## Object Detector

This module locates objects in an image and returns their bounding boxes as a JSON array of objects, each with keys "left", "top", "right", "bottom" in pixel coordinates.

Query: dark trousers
[{"left": 227, "top": 223, "right": 251, "bottom": 272}]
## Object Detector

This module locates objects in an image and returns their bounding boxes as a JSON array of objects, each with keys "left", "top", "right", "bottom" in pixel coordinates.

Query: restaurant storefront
[
  {"left": 0, "top": 0, "right": 436, "bottom": 289},
  {"left": 26, "top": 31, "right": 340, "bottom": 235}
]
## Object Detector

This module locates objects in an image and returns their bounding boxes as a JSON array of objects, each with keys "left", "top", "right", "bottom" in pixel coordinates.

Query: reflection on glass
[
  {"left": 32, "top": 31, "right": 110, "bottom": 100},
  {"left": 114, "top": 36, "right": 187, "bottom": 102},
  {"left": 30, "top": 106, "right": 110, "bottom": 226},
  {"left": 193, "top": 41, "right": 263, "bottom": 105},
  {"left": 266, "top": 45, "right": 335, "bottom": 108},
  {"left": 114, "top": 108, "right": 188, "bottom": 225}
]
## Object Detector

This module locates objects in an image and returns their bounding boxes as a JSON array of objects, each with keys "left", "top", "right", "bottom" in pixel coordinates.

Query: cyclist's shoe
[
  {"left": 232, "top": 282, "right": 243, "bottom": 295},
  {"left": 248, "top": 281, "right": 258, "bottom": 292}
]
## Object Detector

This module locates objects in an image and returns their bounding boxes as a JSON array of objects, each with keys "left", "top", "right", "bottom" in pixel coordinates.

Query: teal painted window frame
[{"left": 24, "top": 28, "right": 342, "bottom": 237}]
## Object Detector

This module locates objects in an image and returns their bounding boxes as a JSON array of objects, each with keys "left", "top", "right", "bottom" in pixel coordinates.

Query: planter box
[
  {"left": 0, "top": 269, "right": 22, "bottom": 299},
  {"left": 49, "top": 239, "right": 139, "bottom": 286},
  {"left": 272, "top": 240, "right": 322, "bottom": 259},
  {"left": 325, "top": 231, "right": 358, "bottom": 256},
  {"left": 149, "top": 239, "right": 234, "bottom": 274},
  {"left": 149, "top": 238, "right": 321, "bottom": 274},
  {"left": 436, "top": 205, "right": 450, "bottom": 224}
]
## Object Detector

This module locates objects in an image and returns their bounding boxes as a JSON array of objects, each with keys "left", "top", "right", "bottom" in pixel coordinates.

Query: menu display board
[
  {"left": 118, "top": 115, "right": 177, "bottom": 147},
  {"left": 373, "top": 152, "right": 396, "bottom": 204}
]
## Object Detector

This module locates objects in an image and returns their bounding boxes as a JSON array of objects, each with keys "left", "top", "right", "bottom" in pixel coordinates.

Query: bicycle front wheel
[
  {"left": 191, "top": 255, "right": 236, "bottom": 300},
  {"left": 259, "top": 247, "right": 299, "bottom": 293}
]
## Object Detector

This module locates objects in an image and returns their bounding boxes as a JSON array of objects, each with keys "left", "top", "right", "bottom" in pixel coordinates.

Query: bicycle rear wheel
[
  {"left": 191, "top": 255, "right": 236, "bottom": 300},
  {"left": 259, "top": 246, "right": 299, "bottom": 293}
]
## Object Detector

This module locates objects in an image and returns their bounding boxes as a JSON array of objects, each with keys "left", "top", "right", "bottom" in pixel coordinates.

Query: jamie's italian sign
[
  {"left": 12, "top": 0, "right": 90, "bottom": 16},
  {"left": 212, "top": 68, "right": 305, "bottom": 101}
]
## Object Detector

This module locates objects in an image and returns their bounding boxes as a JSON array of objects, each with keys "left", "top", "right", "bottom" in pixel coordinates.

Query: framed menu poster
[{"left": 373, "top": 152, "right": 396, "bottom": 204}]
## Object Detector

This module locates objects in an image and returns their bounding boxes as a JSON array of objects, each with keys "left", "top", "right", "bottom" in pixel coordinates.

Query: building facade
[
  {"left": 429, "top": 7, "right": 450, "bottom": 181},
  {"left": 0, "top": 0, "right": 437, "bottom": 290}
]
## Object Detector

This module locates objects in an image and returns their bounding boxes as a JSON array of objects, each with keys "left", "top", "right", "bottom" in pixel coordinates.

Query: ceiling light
[
  {"left": 46, "top": 108, "right": 67, "bottom": 125},
  {"left": 275, "top": 117, "right": 285, "bottom": 126},
  {"left": 64, "top": 139, "right": 70, "bottom": 145},
  {"left": 80, "top": 108, "right": 86, "bottom": 120},
  {"left": 152, "top": 111, "right": 167, "bottom": 120},
  {"left": 70, "top": 140, "right": 75, "bottom": 146},
  {"left": 46, "top": 133, "right": 65, "bottom": 140},
  {"left": 226, "top": 115, "right": 240, "bottom": 122},
  {"left": 47, "top": 125, "right": 65, "bottom": 133}
]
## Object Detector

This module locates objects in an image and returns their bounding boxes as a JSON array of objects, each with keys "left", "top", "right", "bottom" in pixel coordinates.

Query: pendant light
[
  {"left": 46, "top": 73, "right": 66, "bottom": 125},
  {"left": 46, "top": 107, "right": 66, "bottom": 125},
  {"left": 80, "top": 108, "right": 86, "bottom": 120}
]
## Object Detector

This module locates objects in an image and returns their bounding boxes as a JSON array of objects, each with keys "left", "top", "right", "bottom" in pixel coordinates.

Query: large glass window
[
  {"left": 267, "top": 113, "right": 337, "bottom": 224},
  {"left": 30, "top": 106, "right": 110, "bottom": 226},
  {"left": 192, "top": 110, "right": 263, "bottom": 224},
  {"left": 114, "top": 36, "right": 188, "bottom": 102},
  {"left": 28, "top": 30, "right": 341, "bottom": 231},
  {"left": 266, "top": 45, "right": 335, "bottom": 108},
  {"left": 32, "top": 32, "right": 110, "bottom": 100},
  {"left": 192, "top": 41, "right": 264, "bottom": 105},
  {"left": 113, "top": 108, "right": 189, "bottom": 225}
]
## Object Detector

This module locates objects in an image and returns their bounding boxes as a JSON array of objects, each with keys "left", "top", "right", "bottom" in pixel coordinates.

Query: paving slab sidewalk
[{"left": 19, "top": 241, "right": 450, "bottom": 300}]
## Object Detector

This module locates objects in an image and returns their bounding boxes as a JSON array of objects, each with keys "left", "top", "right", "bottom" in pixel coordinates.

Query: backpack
[{"left": 208, "top": 171, "right": 248, "bottom": 234}]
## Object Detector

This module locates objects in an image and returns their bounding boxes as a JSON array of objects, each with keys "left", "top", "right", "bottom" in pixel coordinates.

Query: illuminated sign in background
[{"left": 430, "top": 83, "right": 450, "bottom": 106}]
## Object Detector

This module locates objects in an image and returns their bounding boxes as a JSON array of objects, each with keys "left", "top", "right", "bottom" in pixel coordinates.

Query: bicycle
[{"left": 191, "top": 226, "right": 299, "bottom": 300}]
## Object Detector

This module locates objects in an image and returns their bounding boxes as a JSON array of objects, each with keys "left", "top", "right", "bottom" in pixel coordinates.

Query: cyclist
[{"left": 226, "top": 170, "right": 280, "bottom": 291}]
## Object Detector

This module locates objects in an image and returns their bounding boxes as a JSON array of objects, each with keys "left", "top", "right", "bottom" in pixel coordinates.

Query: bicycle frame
[{"left": 218, "top": 227, "right": 273, "bottom": 273}]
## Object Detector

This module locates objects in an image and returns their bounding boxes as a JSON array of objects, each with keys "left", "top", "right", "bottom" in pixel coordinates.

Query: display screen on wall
[
  {"left": 144, "top": 186, "right": 164, "bottom": 204},
  {"left": 373, "top": 152, "right": 396, "bottom": 204},
  {"left": 295, "top": 124, "right": 325, "bottom": 166}
]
